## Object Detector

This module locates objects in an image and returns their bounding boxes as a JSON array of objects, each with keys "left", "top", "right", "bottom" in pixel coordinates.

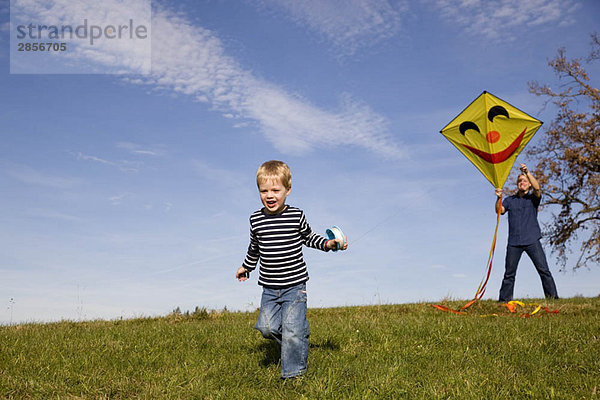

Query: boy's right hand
[
  {"left": 326, "top": 237, "right": 348, "bottom": 251},
  {"left": 236, "top": 267, "right": 249, "bottom": 281}
]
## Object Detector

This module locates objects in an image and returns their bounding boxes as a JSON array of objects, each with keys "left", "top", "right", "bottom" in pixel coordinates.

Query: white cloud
[
  {"left": 429, "top": 0, "right": 579, "bottom": 41},
  {"left": 254, "top": 0, "right": 407, "bottom": 56},
  {"left": 430, "top": 264, "right": 447, "bottom": 269},
  {"left": 244, "top": 88, "right": 402, "bottom": 156},
  {"left": 76, "top": 152, "right": 115, "bottom": 166},
  {"left": 4, "top": 163, "right": 80, "bottom": 189},
  {"left": 109, "top": 193, "right": 129, "bottom": 205},
  {"left": 25, "top": 208, "right": 85, "bottom": 222},
  {"left": 11, "top": 0, "right": 151, "bottom": 74},
  {"left": 116, "top": 142, "right": 164, "bottom": 157},
  {"left": 75, "top": 152, "right": 141, "bottom": 173},
  {"left": 133, "top": 150, "right": 157, "bottom": 156},
  {"left": 191, "top": 160, "right": 246, "bottom": 188},
  {"left": 12, "top": 0, "right": 404, "bottom": 158}
]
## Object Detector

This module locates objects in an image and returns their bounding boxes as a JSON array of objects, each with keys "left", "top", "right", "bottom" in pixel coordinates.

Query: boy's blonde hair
[{"left": 256, "top": 160, "right": 292, "bottom": 190}]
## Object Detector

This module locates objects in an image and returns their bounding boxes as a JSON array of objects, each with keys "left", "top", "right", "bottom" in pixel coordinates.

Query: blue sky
[{"left": 1, "top": 0, "right": 599, "bottom": 324}]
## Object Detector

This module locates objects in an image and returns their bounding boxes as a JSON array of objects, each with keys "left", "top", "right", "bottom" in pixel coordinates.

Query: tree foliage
[{"left": 527, "top": 33, "right": 600, "bottom": 270}]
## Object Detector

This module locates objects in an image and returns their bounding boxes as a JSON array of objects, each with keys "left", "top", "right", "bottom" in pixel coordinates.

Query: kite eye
[
  {"left": 459, "top": 121, "right": 480, "bottom": 136},
  {"left": 488, "top": 106, "right": 509, "bottom": 122}
]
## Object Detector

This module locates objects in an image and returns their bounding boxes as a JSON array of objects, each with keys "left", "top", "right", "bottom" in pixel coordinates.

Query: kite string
[
  {"left": 351, "top": 208, "right": 403, "bottom": 245},
  {"left": 434, "top": 192, "right": 502, "bottom": 313}
]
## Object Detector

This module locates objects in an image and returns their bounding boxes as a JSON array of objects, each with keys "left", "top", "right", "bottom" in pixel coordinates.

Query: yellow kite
[{"left": 440, "top": 91, "right": 542, "bottom": 188}]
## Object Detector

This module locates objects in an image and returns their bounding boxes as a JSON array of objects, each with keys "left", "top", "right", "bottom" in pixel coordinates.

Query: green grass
[{"left": 1, "top": 297, "right": 599, "bottom": 399}]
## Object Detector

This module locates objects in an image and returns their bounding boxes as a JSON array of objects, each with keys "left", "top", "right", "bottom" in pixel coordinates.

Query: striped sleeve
[
  {"left": 242, "top": 226, "right": 259, "bottom": 272},
  {"left": 299, "top": 211, "right": 329, "bottom": 251}
]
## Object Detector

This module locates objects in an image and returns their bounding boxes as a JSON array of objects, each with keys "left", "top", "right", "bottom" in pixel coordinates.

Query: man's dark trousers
[{"left": 499, "top": 240, "right": 559, "bottom": 302}]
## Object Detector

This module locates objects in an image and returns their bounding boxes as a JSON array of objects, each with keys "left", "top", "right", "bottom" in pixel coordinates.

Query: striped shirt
[{"left": 242, "top": 206, "right": 329, "bottom": 288}]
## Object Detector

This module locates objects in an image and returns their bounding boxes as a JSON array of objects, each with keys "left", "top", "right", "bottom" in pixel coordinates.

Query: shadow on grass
[
  {"left": 309, "top": 338, "right": 339, "bottom": 351},
  {"left": 258, "top": 340, "right": 280, "bottom": 367},
  {"left": 257, "top": 337, "right": 340, "bottom": 367}
]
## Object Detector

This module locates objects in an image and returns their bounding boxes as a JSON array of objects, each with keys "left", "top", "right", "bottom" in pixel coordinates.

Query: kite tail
[
  {"left": 470, "top": 191, "right": 502, "bottom": 302},
  {"left": 434, "top": 192, "right": 502, "bottom": 314}
]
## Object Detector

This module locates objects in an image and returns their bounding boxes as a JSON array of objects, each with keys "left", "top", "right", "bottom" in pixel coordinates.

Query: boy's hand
[
  {"left": 236, "top": 267, "right": 249, "bottom": 281},
  {"left": 495, "top": 188, "right": 503, "bottom": 198},
  {"left": 327, "top": 237, "right": 348, "bottom": 251}
]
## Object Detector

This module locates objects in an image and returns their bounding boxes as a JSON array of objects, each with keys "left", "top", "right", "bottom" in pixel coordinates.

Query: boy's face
[{"left": 258, "top": 177, "right": 290, "bottom": 214}]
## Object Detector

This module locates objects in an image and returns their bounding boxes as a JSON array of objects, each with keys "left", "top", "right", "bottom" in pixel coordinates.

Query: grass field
[{"left": 1, "top": 297, "right": 599, "bottom": 399}]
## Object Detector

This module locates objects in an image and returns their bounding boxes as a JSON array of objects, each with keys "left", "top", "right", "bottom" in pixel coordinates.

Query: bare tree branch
[{"left": 527, "top": 32, "right": 600, "bottom": 271}]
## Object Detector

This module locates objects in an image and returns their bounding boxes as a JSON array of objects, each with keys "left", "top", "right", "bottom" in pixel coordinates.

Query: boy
[{"left": 236, "top": 160, "right": 347, "bottom": 379}]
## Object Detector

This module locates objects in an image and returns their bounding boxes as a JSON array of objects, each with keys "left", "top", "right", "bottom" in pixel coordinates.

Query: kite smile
[{"left": 461, "top": 127, "right": 527, "bottom": 164}]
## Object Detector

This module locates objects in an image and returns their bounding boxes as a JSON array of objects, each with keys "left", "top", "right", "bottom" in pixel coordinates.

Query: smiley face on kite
[
  {"left": 458, "top": 105, "right": 527, "bottom": 165},
  {"left": 441, "top": 91, "right": 542, "bottom": 188}
]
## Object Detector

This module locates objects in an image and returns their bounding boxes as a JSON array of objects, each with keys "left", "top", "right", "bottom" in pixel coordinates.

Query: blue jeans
[
  {"left": 254, "top": 283, "right": 309, "bottom": 378},
  {"left": 499, "top": 240, "right": 559, "bottom": 302}
]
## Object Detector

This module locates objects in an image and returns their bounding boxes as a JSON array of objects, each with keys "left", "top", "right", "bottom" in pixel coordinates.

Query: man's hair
[
  {"left": 516, "top": 173, "right": 528, "bottom": 185},
  {"left": 256, "top": 160, "right": 292, "bottom": 190}
]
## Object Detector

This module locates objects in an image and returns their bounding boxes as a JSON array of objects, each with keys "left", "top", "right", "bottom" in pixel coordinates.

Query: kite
[
  {"left": 440, "top": 91, "right": 542, "bottom": 188},
  {"left": 434, "top": 91, "right": 543, "bottom": 313}
]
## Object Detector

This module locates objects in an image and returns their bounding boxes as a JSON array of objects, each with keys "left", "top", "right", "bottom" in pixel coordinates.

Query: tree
[{"left": 527, "top": 32, "right": 600, "bottom": 270}]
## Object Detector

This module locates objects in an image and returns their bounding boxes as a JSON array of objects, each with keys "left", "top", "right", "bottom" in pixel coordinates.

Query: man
[{"left": 495, "top": 163, "right": 558, "bottom": 302}]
